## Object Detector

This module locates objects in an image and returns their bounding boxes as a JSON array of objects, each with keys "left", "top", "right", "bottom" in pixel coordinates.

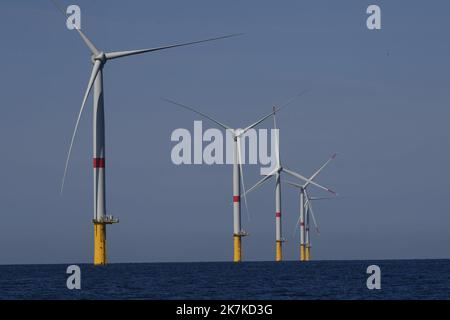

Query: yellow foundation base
[
  {"left": 94, "top": 223, "right": 107, "bottom": 266},
  {"left": 306, "top": 246, "right": 311, "bottom": 261},
  {"left": 300, "top": 244, "right": 306, "bottom": 261},
  {"left": 276, "top": 241, "right": 282, "bottom": 262},
  {"left": 233, "top": 235, "right": 241, "bottom": 262}
]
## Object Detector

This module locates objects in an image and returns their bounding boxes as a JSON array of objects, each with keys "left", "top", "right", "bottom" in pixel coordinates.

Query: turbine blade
[
  {"left": 305, "top": 153, "right": 337, "bottom": 188},
  {"left": 237, "top": 136, "right": 250, "bottom": 221},
  {"left": 50, "top": 0, "right": 66, "bottom": 16},
  {"left": 283, "top": 180, "right": 303, "bottom": 189},
  {"left": 309, "top": 196, "right": 336, "bottom": 201},
  {"left": 241, "top": 108, "right": 277, "bottom": 135},
  {"left": 272, "top": 107, "right": 281, "bottom": 168},
  {"left": 50, "top": 0, "right": 99, "bottom": 55},
  {"left": 276, "top": 89, "right": 309, "bottom": 113},
  {"left": 75, "top": 28, "right": 100, "bottom": 55},
  {"left": 61, "top": 60, "right": 102, "bottom": 193},
  {"left": 310, "top": 206, "right": 320, "bottom": 235},
  {"left": 239, "top": 90, "right": 308, "bottom": 137},
  {"left": 105, "top": 33, "right": 243, "bottom": 60},
  {"left": 303, "top": 193, "right": 310, "bottom": 210},
  {"left": 292, "top": 209, "right": 302, "bottom": 238},
  {"left": 305, "top": 190, "right": 320, "bottom": 234},
  {"left": 243, "top": 168, "right": 277, "bottom": 197},
  {"left": 283, "top": 167, "right": 337, "bottom": 195},
  {"left": 161, "top": 98, "right": 232, "bottom": 130}
]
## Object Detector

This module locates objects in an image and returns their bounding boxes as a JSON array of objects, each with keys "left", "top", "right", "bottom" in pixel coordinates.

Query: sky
[{"left": 0, "top": 0, "right": 449, "bottom": 264}]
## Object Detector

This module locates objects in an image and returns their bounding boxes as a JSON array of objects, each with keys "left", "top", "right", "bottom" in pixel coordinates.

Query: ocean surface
[{"left": 0, "top": 260, "right": 449, "bottom": 299}]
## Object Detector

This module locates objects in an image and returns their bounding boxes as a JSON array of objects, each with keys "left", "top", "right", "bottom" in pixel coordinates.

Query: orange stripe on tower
[{"left": 93, "top": 158, "right": 105, "bottom": 168}]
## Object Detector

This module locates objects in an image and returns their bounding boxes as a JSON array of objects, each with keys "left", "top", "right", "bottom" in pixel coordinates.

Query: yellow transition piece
[
  {"left": 300, "top": 244, "right": 306, "bottom": 261},
  {"left": 276, "top": 240, "right": 282, "bottom": 262},
  {"left": 233, "top": 235, "right": 241, "bottom": 262},
  {"left": 94, "top": 223, "right": 107, "bottom": 266}
]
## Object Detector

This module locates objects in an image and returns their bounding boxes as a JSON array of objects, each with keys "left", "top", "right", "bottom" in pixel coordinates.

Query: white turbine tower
[
  {"left": 54, "top": 4, "right": 241, "bottom": 266},
  {"left": 284, "top": 153, "right": 337, "bottom": 261},
  {"left": 243, "top": 113, "right": 336, "bottom": 261},
  {"left": 162, "top": 98, "right": 284, "bottom": 262}
]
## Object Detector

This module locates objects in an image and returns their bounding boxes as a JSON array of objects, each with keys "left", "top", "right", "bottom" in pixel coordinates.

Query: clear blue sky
[{"left": 0, "top": 0, "right": 449, "bottom": 264}]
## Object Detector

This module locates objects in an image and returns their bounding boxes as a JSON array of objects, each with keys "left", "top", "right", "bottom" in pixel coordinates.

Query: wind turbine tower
[
  {"left": 163, "top": 98, "right": 278, "bottom": 262},
  {"left": 284, "top": 153, "right": 337, "bottom": 261},
  {"left": 54, "top": 4, "right": 240, "bottom": 265},
  {"left": 244, "top": 105, "right": 333, "bottom": 261},
  {"left": 304, "top": 194, "right": 335, "bottom": 261}
]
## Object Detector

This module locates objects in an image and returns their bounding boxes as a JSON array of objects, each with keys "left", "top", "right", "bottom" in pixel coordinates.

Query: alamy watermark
[
  {"left": 65, "top": 4, "right": 81, "bottom": 30},
  {"left": 66, "top": 265, "right": 81, "bottom": 290},
  {"left": 170, "top": 121, "right": 279, "bottom": 175},
  {"left": 367, "top": 4, "right": 381, "bottom": 30},
  {"left": 366, "top": 265, "right": 381, "bottom": 290}
]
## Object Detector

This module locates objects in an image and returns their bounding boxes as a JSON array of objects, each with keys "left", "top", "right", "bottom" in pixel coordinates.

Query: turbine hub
[
  {"left": 91, "top": 52, "right": 107, "bottom": 64},
  {"left": 234, "top": 129, "right": 244, "bottom": 137}
]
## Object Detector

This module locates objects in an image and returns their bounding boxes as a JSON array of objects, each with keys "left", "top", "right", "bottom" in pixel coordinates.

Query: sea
[{"left": 0, "top": 260, "right": 449, "bottom": 300}]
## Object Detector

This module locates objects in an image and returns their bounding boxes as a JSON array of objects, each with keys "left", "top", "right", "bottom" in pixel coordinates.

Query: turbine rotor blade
[
  {"left": 275, "top": 89, "right": 309, "bottom": 114},
  {"left": 305, "top": 190, "right": 320, "bottom": 234},
  {"left": 236, "top": 136, "right": 250, "bottom": 221},
  {"left": 304, "top": 153, "right": 337, "bottom": 188},
  {"left": 304, "top": 193, "right": 310, "bottom": 210},
  {"left": 283, "top": 167, "right": 337, "bottom": 195},
  {"left": 283, "top": 180, "right": 303, "bottom": 189},
  {"left": 50, "top": 0, "right": 99, "bottom": 55},
  {"left": 238, "top": 90, "right": 308, "bottom": 137},
  {"left": 161, "top": 98, "right": 232, "bottom": 131},
  {"left": 272, "top": 107, "right": 281, "bottom": 168},
  {"left": 50, "top": 0, "right": 66, "bottom": 16},
  {"left": 240, "top": 108, "right": 277, "bottom": 136},
  {"left": 243, "top": 168, "right": 277, "bottom": 197},
  {"left": 105, "top": 33, "right": 243, "bottom": 60},
  {"left": 61, "top": 60, "right": 102, "bottom": 193},
  {"left": 310, "top": 205, "right": 320, "bottom": 235},
  {"left": 75, "top": 28, "right": 100, "bottom": 55},
  {"left": 309, "top": 196, "right": 336, "bottom": 201},
  {"left": 292, "top": 209, "right": 302, "bottom": 238}
]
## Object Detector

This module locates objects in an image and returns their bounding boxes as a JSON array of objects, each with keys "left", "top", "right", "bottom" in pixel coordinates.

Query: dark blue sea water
[{"left": 0, "top": 260, "right": 449, "bottom": 299}]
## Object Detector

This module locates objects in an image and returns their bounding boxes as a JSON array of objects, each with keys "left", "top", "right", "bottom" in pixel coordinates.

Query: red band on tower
[
  {"left": 300, "top": 222, "right": 305, "bottom": 226},
  {"left": 93, "top": 158, "right": 105, "bottom": 168},
  {"left": 233, "top": 196, "right": 240, "bottom": 203},
  {"left": 276, "top": 212, "right": 281, "bottom": 218}
]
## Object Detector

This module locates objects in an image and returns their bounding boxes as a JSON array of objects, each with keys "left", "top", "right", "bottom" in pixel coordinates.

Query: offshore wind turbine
[
  {"left": 54, "top": 5, "right": 241, "bottom": 265},
  {"left": 284, "top": 153, "right": 337, "bottom": 261},
  {"left": 162, "top": 98, "right": 283, "bottom": 262},
  {"left": 243, "top": 111, "right": 336, "bottom": 261},
  {"left": 303, "top": 194, "right": 335, "bottom": 260}
]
